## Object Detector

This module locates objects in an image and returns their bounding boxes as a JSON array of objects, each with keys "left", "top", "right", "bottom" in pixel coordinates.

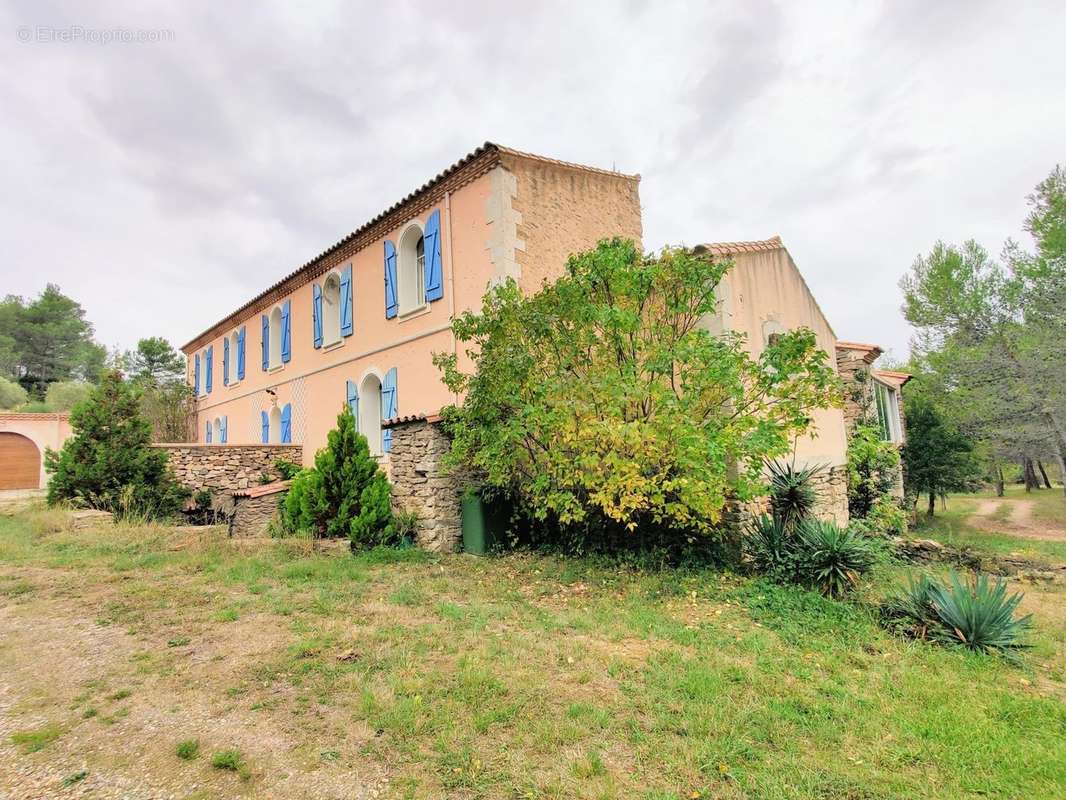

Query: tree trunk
[
  {"left": 1042, "top": 411, "right": 1066, "bottom": 499},
  {"left": 1038, "top": 460, "right": 1053, "bottom": 489},
  {"left": 995, "top": 465, "right": 1005, "bottom": 497},
  {"left": 927, "top": 490, "right": 936, "bottom": 517},
  {"left": 1023, "top": 458, "right": 1038, "bottom": 492}
]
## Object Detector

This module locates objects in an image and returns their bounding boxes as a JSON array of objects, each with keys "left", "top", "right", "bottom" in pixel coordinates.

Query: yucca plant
[
  {"left": 882, "top": 571, "right": 1032, "bottom": 660},
  {"left": 744, "top": 513, "right": 794, "bottom": 577},
  {"left": 766, "top": 460, "right": 824, "bottom": 530},
  {"left": 794, "top": 519, "right": 878, "bottom": 598}
]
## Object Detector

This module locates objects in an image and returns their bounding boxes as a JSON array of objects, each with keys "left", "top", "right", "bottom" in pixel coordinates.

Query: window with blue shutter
[
  {"left": 281, "top": 300, "right": 291, "bottom": 363},
  {"left": 312, "top": 283, "right": 323, "bottom": 348},
  {"left": 340, "top": 264, "right": 353, "bottom": 336},
  {"left": 205, "top": 420, "right": 212, "bottom": 444},
  {"left": 424, "top": 209, "right": 443, "bottom": 302},
  {"left": 280, "top": 403, "right": 292, "bottom": 444},
  {"left": 205, "top": 346, "right": 213, "bottom": 394},
  {"left": 237, "top": 326, "right": 246, "bottom": 379},
  {"left": 384, "top": 240, "right": 398, "bottom": 319},
  {"left": 261, "top": 410, "right": 269, "bottom": 444},
  {"left": 223, "top": 337, "right": 230, "bottom": 386},
  {"left": 381, "top": 367, "right": 397, "bottom": 453},
  {"left": 194, "top": 354, "right": 201, "bottom": 395},
  {"left": 220, "top": 415, "right": 228, "bottom": 444},
  {"left": 261, "top": 314, "right": 269, "bottom": 371},
  {"left": 346, "top": 379, "right": 359, "bottom": 427}
]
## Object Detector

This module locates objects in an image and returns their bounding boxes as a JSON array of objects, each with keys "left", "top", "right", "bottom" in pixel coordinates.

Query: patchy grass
[
  {"left": 10, "top": 722, "right": 64, "bottom": 753},
  {"left": 0, "top": 505, "right": 1064, "bottom": 798},
  {"left": 176, "top": 739, "right": 200, "bottom": 760}
]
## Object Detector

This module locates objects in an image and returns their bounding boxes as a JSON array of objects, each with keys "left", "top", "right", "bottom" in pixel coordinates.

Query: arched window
[
  {"left": 226, "top": 330, "right": 239, "bottom": 384},
  {"left": 359, "top": 373, "right": 383, "bottom": 455},
  {"left": 762, "top": 318, "right": 786, "bottom": 348},
  {"left": 269, "top": 406, "right": 282, "bottom": 444},
  {"left": 698, "top": 279, "right": 734, "bottom": 336},
  {"left": 269, "top": 307, "right": 282, "bottom": 368},
  {"left": 322, "top": 272, "right": 342, "bottom": 345},
  {"left": 397, "top": 223, "right": 426, "bottom": 315},
  {"left": 212, "top": 417, "right": 222, "bottom": 444}
]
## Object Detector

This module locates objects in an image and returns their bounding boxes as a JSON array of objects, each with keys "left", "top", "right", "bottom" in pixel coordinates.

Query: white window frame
[
  {"left": 226, "top": 329, "right": 240, "bottom": 386},
  {"left": 397, "top": 221, "right": 427, "bottom": 317},
  {"left": 321, "top": 271, "right": 343, "bottom": 348},
  {"left": 268, "top": 306, "right": 283, "bottom": 371},
  {"left": 358, "top": 369, "right": 384, "bottom": 456},
  {"left": 874, "top": 380, "right": 903, "bottom": 443},
  {"left": 269, "top": 406, "right": 282, "bottom": 444}
]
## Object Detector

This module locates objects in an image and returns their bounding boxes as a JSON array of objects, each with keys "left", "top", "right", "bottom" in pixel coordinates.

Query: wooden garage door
[{"left": 0, "top": 433, "right": 40, "bottom": 489}]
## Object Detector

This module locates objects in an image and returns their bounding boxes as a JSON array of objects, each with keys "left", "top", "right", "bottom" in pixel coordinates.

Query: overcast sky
[{"left": 2, "top": 0, "right": 1064, "bottom": 360}]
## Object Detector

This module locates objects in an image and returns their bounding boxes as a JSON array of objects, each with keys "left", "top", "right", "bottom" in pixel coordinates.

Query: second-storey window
[
  {"left": 398, "top": 223, "right": 426, "bottom": 315},
  {"left": 874, "top": 381, "right": 903, "bottom": 443},
  {"left": 322, "top": 272, "right": 342, "bottom": 346}
]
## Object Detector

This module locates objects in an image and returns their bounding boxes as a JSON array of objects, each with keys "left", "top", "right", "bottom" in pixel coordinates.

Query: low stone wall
[
  {"left": 229, "top": 481, "right": 290, "bottom": 537},
  {"left": 153, "top": 443, "right": 303, "bottom": 495},
  {"left": 811, "top": 465, "right": 849, "bottom": 526},
  {"left": 385, "top": 417, "right": 471, "bottom": 552}
]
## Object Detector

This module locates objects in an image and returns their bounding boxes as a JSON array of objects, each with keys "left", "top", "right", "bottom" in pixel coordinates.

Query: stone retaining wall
[
  {"left": 153, "top": 444, "right": 303, "bottom": 495},
  {"left": 386, "top": 417, "right": 471, "bottom": 552},
  {"left": 230, "top": 492, "right": 286, "bottom": 537}
]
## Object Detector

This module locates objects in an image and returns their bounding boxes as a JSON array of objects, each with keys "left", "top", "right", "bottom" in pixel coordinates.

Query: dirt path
[
  {"left": 968, "top": 497, "right": 1066, "bottom": 542},
  {"left": 0, "top": 566, "right": 385, "bottom": 800}
]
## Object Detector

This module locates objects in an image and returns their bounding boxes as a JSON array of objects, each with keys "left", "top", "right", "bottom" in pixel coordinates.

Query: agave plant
[
  {"left": 882, "top": 571, "right": 1032, "bottom": 660},
  {"left": 766, "top": 460, "right": 825, "bottom": 530},
  {"left": 794, "top": 519, "right": 878, "bottom": 598}
]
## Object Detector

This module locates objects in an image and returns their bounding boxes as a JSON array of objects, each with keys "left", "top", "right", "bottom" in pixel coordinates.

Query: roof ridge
[
  {"left": 699, "top": 235, "right": 783, "bottom": 256},
  {"left": 493, "top": 143, "right": 640, "bottom": 180}
]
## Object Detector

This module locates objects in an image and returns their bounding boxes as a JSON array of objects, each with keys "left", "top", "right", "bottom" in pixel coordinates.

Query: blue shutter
[
  {"left": 384, "top": 240, "right": 398, "bottom": 319},
  {"left": 237, "top": 326, "right": 246, "bottom": 379},
  {"left": 205, "top": 420, "right": 212, "bottom": 444},
  {"left": 281, "top": 300, "right": 291, "bottom": 363},
  {"left": 220, "top": 415, "right": 228, "bottom": 444},
  {"left": 346, "top": 379, "right": 359, "bottom": 428},
  {"left": 261, "top": 314, "right": 269, "bottom": 371},
  {"left": 194, "top": 354, "right": 200, "bottom": 395},
  {"left": 223, "top": 337, "right": 230, "bottom": 386},
  {"left": 261, "top": 410, "right": 269, "bottom": 444},
  {"left": 280, "top": 403, "right": 292, "bottom": 444},
  {"left": 381, "top": 367, "right": 397, "bottom": 453},
  {"left": 340, "top": 264, "right": 353, "bottom": 336},
  {"left": 205, "top": 346, "right": 213, "bottom": 393},
  {"left": 312, "top": 283, "right": 323, "bottom": 349},
  {"left": 424, "top": 209, "right": 443, "bottom": 302}
]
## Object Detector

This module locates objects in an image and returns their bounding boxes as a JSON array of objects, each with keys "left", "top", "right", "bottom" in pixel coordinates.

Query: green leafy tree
[
  {"left": 45, "top": 370, "right": 187, "bottom": 517},
  {"left": 137, "top": 377, "right": 194, "bottom": 442},
  {"left": 902, "top": 390, "right": 982, "bottom": 515},
  {"left": 281, "top": 405, "right": 395, "bottom": 545},
  {"left": 44, "top": 381, "right": 93, "bottom": 412},
  {"left": 0, "top": 285, "right": 107, "bottom": 396},
  {"left": 127, "top": 337, "right": 185, "bottom": 384},
  {"left": 0, "top": 375, "right": 27, "bottom": 409},
  {"left": 435, "top": 239, "right": 842, "bottom": 545}
]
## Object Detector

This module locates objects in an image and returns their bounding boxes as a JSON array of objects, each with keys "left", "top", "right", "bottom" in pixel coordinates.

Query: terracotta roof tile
[
  {"left": 233, "top": 480, "right": 291, "bottom": 498},
  {"left": 835, "top": 340, "right": 883, "bottom": 353},
  {"left": 381, "top": 412, "right": 444, "bottom": 429},
  {"left": 0, "top": 412, "right": 70, "bottom": 421},
  {"left": 872, "top": 369, "right": 912, "bottom": 387},
  {"left": 697, "top": 236, "right": 783, "bottom": 256}
]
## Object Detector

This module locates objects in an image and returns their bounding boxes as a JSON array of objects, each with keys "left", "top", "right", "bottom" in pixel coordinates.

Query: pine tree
[
  {"left": 282, "top": 405, "right": 395, "bottom": 545},
  {"left": 45, "top": 370, "right": 187, "bottom": 517}
]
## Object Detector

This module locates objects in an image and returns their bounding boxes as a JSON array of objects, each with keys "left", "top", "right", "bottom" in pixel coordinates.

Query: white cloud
[{"left": 2, "top": 0, "right": 1063, "bottom": 358}]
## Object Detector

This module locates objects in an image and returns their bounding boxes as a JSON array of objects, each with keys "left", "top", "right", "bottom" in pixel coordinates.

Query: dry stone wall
[
  {"left": 154, "top": 444, "right": 303, "bottom": 495},
  {"left": 386, "top": 418, "right": 472, "bottom": 552}
]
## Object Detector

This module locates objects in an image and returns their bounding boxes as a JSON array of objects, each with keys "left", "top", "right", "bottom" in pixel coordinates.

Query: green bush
[
  {"left": 274, "top": 458, "right": 301, "bottom": 480},
  {"left": 44, "top": 380, "right": 93, "bottom": 411},
  {"left": 846, "top": 424, "right": 901, "bottom": 519},
  {"left": 745, "top": 514, "right": 793, "bottom": 577},
  {"left": 0, "top": 375, "right": 28, "bottom": 409},
  {"left": 280, "top": 406, "right": 395, "bottom": 547},
  {"left": 792, "top": 519, "right": 880, "bottom": 598},
  {"left": 882, "top": 571, "right": 1032, "bottom": 659},
  {"left": 45, "top": 371, "right": 187, "bottom": 519}
]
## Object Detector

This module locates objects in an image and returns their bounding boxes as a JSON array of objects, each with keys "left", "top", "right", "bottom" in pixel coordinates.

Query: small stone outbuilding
[{"left": 229, "top": 481, "right": 290, "bottom": 538}]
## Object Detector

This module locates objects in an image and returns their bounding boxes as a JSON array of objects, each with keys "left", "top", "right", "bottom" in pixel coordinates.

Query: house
[
  {"left": 697, "top": 238, "right": 850, "bottom": 524},
  {"left": 180, "top": 143, "right": 643, "bottom": 463},
  {"left": 181, "top": 143, "right": 878, "bottom": 534}
]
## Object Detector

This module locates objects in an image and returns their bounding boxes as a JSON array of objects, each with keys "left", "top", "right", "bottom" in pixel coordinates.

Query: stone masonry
[
  {"left": 153, "top": 443, "right": 303, "bottom": 496},
  {"left": 385, "top": 416, "right": 471, "bottom": 552},
  {"left": 229, "top": 481, "right": 290, "bottom": 537}
]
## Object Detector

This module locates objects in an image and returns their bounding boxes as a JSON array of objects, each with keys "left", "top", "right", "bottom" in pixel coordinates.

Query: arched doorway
[
  {"left": 0, "top": 432, "right": 40, "bottom": 489},
  {"left": 359, "top": 373, "right": 383, "bottom": 455}
]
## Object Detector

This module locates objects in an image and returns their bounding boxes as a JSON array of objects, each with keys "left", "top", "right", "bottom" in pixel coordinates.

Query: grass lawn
[{"left": 0, "top": 503, "right": 1064, "bottom": 799}]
